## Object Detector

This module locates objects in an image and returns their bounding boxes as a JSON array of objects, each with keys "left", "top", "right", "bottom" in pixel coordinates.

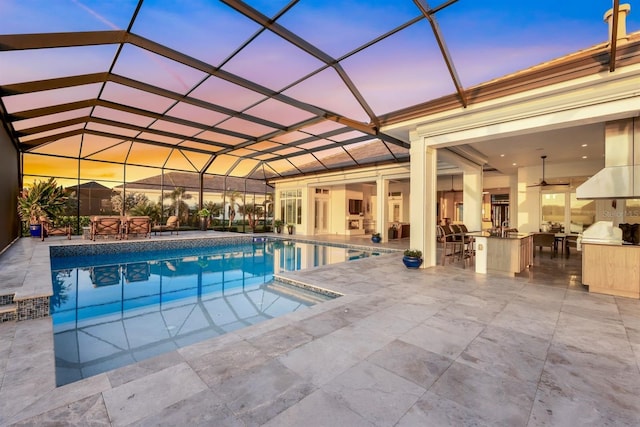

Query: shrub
[{"left": 403, "top": 249, "right": 423, "bottom": 258}]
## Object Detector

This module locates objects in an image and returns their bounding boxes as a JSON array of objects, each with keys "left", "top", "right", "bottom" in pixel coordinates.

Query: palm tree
[
  {"left": 241, "top": 203, "right": 256, "bottom": 231},
  {"left": 264, "top": 192, "right": 274, "bottom": 220},
  {"left": 111, "top": 192, "right": 149, "bottom": 215},
  {"left": 164, "top": 187, "right": 192, "bottom": 222},
  {"left": 50, "top": 271, "right": 71, "bottom": 310},
  {"left": 129, "top": 201, "right": 161, "bottom": 223},
  {"left": 203, "top": 201, "right": 223, "bottom": 226},
  {"left": 226, "top": 190, "right": 241, "bottom": 228}
]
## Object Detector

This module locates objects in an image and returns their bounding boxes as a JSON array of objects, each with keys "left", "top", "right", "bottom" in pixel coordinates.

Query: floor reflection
[{"left": 439, "top": 246, "right": 586, "bottom": 291}]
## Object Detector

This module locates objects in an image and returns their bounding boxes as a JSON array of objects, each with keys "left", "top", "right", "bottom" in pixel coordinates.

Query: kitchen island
[{"left": 472, "top": 232, "right": 533, "bottom": 276}]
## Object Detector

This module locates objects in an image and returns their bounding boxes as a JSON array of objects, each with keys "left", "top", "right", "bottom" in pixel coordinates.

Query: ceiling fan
[{"left": 527, "top": 155, "right": 570, "bottom": 188}]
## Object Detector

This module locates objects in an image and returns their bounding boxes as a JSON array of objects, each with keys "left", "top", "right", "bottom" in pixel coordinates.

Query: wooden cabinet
[{"left": 582, "top": 243, "right": 640, "bottom": 298}]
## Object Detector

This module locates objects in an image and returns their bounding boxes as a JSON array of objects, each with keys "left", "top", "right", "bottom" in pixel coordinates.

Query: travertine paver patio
[{"left": 1, "top": 233, "right": 640, "bottom": 426}]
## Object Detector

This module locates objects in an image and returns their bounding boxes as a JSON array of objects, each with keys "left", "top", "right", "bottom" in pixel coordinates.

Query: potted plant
[
  {"left": 197, "top": 208, "right": 210, "bottom": 231},
  {"left": 274, "top": 219, "right": 283, "bottom": 234},
  {"left": 17, "top": 178, "right": 68, "bottom": 238},
  {"left": 371, "top": 232, "right": 382, "bottom": 243},
  {"left": 403, "top": 249, "right": 423, "bottom": 269},
  {"left": 287, "top": 223, "right": 295, "bottom": 235}
]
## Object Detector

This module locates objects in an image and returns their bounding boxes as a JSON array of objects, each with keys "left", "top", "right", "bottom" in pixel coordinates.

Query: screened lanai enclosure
[{"left": 0, "top": 1, "right": 634, "bottom": 242}]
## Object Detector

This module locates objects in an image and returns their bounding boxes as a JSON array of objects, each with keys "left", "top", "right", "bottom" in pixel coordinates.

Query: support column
[
  {"left": 462, "top": 165, "right": 483, "bottom": 232},
  {"left": 508, "top": 175, "right": 518, "bottom": 229},
  {"left": 439, "top": 148, "right": 485, "bottom": 233},
  {"left": 376, "top": 177, "right": 389, "bottom": 240},
  {"left": 410, "top": 135, "right": 437, "bottom": 268},
  {"left": 302, "top": 186, "right": 311, "bottom": 236}
]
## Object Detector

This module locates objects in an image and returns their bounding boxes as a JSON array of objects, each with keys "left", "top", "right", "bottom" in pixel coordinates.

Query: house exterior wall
[
  {"left": 272, "top": 164, "right": 410, "bottom": 236},
  {"left": 395, "top": 59, "right": 640, "bottom": 261}
]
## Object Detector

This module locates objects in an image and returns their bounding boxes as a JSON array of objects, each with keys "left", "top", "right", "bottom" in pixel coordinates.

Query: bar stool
[
  {"left": 437, "top": 224, "right": 463, "bottom": 265},
  {"left": 458, "top": 224, "right": 475, "bottom": 265}
]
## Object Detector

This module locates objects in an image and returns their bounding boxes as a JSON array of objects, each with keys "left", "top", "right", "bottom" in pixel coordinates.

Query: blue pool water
[{"left": 50, "top": 239, "right": 378, "bottom": 386}]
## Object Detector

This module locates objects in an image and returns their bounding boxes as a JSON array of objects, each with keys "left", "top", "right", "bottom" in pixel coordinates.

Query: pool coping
[{"left": 273, "top": 275, "right": 344, "bottom": 299}]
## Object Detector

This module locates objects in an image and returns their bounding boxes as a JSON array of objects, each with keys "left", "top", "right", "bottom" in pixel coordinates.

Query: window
[
  {"left": 569, "top": 194, "right": 595, "bottom": 233},
  {"left": 541, "top": 192, "right": 565, "bottom": 231},
  {"left": 541, "top": 192, "right": 595, "bottom": 234},
  {"left": 455, "top": 202, "right": 463, "bottom": 223},
  {"left": 280, "top": 189, "right": 302, "bottom": 225},
  {"left": 622, "top": 199, "right": 640, "bottom": 223}
]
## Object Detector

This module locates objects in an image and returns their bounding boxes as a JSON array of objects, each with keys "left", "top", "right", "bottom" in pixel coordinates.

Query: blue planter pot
[
  {"left": 402, "top": 256, "right": 423, "bottom": 269},
  {"left": 371, "top": 236, "right": 381, "bottom": 243},
  {"left": 29, "top": 223, "right": 42, "bottom": 238}
]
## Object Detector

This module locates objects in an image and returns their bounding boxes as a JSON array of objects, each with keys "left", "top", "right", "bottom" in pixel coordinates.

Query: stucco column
[
  {"left": 462, "top": 165, "right": 483, "bottom": 232},
  {"left": 302, "top": 186, "right": 311, "bottom": 236},
  {"left": 439, "top": 148, "right": 484, "bottom": 233},
  {"left": 376, "top": 176, "right": 389, "bottom": 239},
  {"left": 410, "top": 135, "right": 437, "bottom": 268},
  {"left": 508, "top": 175, "right": 518, "bottom": 229}
]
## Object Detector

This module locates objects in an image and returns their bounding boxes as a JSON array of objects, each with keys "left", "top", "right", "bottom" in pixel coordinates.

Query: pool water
[{"left": 50, "top": 239, "right": 378, "bottom": 386}]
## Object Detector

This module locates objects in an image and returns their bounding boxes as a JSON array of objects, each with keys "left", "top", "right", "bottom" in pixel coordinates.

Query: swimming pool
[{"left": 49, "top": 238, "right": 380, "bottom": 386}]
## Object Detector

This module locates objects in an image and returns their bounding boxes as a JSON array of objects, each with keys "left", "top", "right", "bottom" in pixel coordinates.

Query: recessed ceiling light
[
  {"left": 500, "top": 154, "right": 505, "bottom": 157},
  {"left": 581, "top": 144, "right": 588, "bottom": 147},
  {"left": 512, "top": 162, "right": 517, "bottom": 166},
  {"left": 582, "top": 155, "right": 588, "bottom": 159}
]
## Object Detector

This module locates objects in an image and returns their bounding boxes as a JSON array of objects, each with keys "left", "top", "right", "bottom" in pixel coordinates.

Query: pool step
[
  {"left": 0, "top": 294, "right": 16, "bottom": 323},
  {"left": 0, "top": 293, "right": 14, "bottom": 306},
  {"left": 0, "top": 303, "right": 17, "bottom": 323}
]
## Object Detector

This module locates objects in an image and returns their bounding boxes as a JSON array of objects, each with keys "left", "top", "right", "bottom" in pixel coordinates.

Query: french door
[{"left": 314, "top": 198, "right": 329, "bottom": 234}]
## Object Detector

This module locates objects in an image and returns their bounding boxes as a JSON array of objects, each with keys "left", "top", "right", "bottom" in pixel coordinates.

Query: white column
[
  {"left": 376, "top": 177, "right": 389, "bottom": 240},
  {"left": 508, "top": 175, "right": 518, "bottom": 229},
  {"left": 462, "top": 165, "right": 483, "bottom": 232},
  {"left": 302, "top": 186, "right": 311, "bottom": 236},
  {"left": 439, "top": 149, "right": 484, "bottom": 232},
  {"left": 410, "top": 135, "right": 437, "bottom": 268}
]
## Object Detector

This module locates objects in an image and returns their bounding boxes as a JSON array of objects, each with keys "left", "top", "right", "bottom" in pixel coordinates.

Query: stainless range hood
[{"left": 576, "top": 117, "right": 640, "bottom": 199}]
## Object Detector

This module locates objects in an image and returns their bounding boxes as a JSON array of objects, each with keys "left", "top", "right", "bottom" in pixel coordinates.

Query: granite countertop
[{"left": 466, "top": 231, "right": 532, "bottom": 239}]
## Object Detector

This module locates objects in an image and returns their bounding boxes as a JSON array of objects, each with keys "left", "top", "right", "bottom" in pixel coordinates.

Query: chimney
[{"left": 604, "top": 3, "right": 631, "bottom": 45}]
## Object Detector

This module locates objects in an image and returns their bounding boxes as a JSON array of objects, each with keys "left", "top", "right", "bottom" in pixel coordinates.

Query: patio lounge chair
[
  {"left": 90, "top": 216, "right": 122, "bottom": 240},
  {"left": 152, "top": 216, "right": 179, "bottom": 235},
  {"left": 124, "top": 216, "right": 151, "bottom": 239},
  {"left": 39, "top": 216, "right": 71, "bottom": 241}
]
